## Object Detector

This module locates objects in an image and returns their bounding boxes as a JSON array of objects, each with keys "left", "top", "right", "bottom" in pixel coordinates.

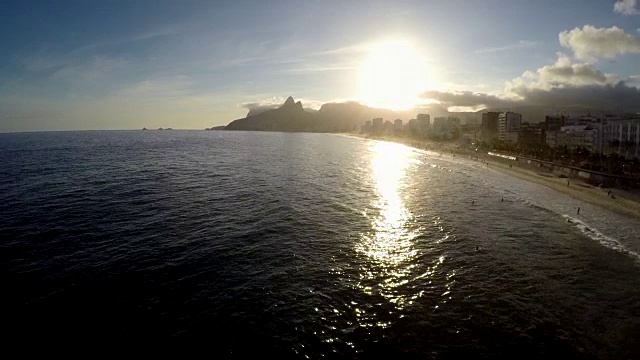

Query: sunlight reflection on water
[{"left": 355, "top": 141, "right": 425, "bottom": 309}]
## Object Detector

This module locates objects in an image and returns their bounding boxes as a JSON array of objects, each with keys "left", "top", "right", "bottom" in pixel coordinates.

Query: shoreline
[{"left": 347, "top": 133, "right": 640, "bottom": 220}]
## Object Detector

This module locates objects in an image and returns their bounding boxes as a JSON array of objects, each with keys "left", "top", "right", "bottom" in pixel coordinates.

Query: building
[
  {"left": 382, "top": 120, "right": 393, "bottom": 135},
  {"left": 394, "top": 119, "right": 403, "bottom": 133},
  {"left": 361, "top": 120, "right": 372, "bottom": 133},
  {"left": 432, "top": 116, "right": 460, "bottom": 138},
  {"left": 518, "top": 123, "right": 544, "bottom": 147},
  {"left": 372, "top": 117, "right": 383, "bottom": 133},
  {"left": 548, "top": 125, "right": 597, "bottom": 151},
  {"left": 498, "top": 112, "right": 522, "bottom": 143},
  {"left": 565, "top": 116, "right": 600, "bottom": 127},
  {"left": 539, "top": 115, "right": 640, "bottom": 159},
  {"left": 544, "top": 115, "right": 566, "bottom": 131},
  {"left": 481, "top": 112, "right": 500, "bottom": 143},
  {"left": 597, "top": 117, "right": 640, "bottom": 158},
  {"left": 417, "top": 113, "right": 430, "bottom": 136}
]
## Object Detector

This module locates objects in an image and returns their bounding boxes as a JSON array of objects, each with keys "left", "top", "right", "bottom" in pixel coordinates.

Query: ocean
[{"left": 1, "top": 130, "right": 639, "bottom": 357}]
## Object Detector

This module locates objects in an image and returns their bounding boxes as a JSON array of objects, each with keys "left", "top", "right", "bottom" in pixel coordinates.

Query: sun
[{"left": 358, "top": 40, "right": 430, "bottom": 110}]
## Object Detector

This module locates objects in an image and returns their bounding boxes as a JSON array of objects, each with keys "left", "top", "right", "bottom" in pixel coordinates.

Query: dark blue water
[{"left": 1, "top": 130, "right": 639, "bottom": 357}]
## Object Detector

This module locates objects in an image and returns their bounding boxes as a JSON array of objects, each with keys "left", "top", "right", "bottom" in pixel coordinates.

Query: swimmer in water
[{"left": 475, "top": 246, "right": 479, "bottom": 251}]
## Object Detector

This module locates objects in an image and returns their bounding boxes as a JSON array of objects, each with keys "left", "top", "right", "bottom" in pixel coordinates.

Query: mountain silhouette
[
  {"left": 225, "top": 96, "right": 315, "bottom": 131},
  {"left": 225, "top": 97, "right": 399, "bottom": 132}
]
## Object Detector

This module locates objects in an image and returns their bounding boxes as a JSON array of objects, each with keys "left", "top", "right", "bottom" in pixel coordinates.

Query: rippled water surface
[{"left": 1, "top": 131, "right": 639, "bottom": 357}]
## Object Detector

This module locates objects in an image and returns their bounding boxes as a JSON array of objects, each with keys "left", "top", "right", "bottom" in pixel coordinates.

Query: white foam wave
[{"left": 562, "top": 215, "right": 640, "bottom": 261}]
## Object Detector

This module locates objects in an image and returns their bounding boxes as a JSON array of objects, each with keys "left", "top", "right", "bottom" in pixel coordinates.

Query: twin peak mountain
[{"left": 225, "top": 96, "right": 398, "bottom": 132}]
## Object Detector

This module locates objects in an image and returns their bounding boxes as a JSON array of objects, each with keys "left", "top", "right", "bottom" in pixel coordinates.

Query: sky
[{"left": 1, "top": 0, "right": 640, "bottom": 132}]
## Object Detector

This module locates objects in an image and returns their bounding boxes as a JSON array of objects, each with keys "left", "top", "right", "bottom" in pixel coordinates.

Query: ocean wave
[{"left": 562, "top": 215, "right": 640, "bottom": 261}]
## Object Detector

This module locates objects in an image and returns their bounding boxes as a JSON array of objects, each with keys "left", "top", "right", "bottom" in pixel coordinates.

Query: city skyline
[{"left": 2, "top": 0, "right": 640, "bottom": 132}]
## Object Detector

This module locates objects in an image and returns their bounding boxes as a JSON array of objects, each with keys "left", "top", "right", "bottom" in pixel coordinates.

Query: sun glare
[{"left": 358, "top": 40, "right": 430, "bottom": 110}]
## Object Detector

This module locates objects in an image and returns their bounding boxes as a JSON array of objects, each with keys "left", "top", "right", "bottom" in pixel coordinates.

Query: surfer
[
  {"left": 501, "top": 197, "right": 504, "bottom": 202},
  {"left": 471, "top": 200, "right": 475, "bottom": 205},
  {"left": 577, "top": 206, "right": 580, "bottom": 214}
]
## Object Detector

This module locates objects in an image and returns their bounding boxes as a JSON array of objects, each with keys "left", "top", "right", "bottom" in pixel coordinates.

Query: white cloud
[
  {"left": 420, "top": 50, "right": 640, "bottom": 114},
  {"left": 282, "top": 64, "right": 357, "bottom": 74},
  {"left": 52, "top": 56, "right": 126, "bottom": 81},
  {"left": 628, "top": 75, "right": 640, "bottom": 86},
  {"left": 474, "top": 40, "right": 541, "bottom": 54},
  {"left": 311, "top": 43, "right": 370, "bottom": 56},
  {"left": 240, "top": 96, "right": 324, "bottom": 113},
  {"left": 506, "top": 54, "right": 616, "bottom": 94},
  {"left": 614, "top": 0, "right": 639, "bottom": 15},
  {"left": 559, "top": 25, "right": 640, "bottom": 60}
]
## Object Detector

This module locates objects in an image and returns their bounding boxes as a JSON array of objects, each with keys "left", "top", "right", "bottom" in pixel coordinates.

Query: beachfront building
[
  {"left": 598, "top": 117, "right": 640, "bottom": 159},
  {"left": 361, "top": 120, "right": 372, "bottom": 133},
  {"left": 382, "top": 120, "right": 393, "bottom": 135},
  {"left": 432, "top": 116, "right": 460, "bottom": 138},
  {"left": 544, "top": 115, "right": 566, "bottom": 131},
  {"left": 407, "top": 119, "right": 418, "bottom": 135},
  {"left": 372, "top": 117, "right": 383, "bottom": 134},
  {"left": 498, "top": 112, "right": 522, "bottom": 144},
  {"left": 417, "top": 113, "right": 430, "bottom": 137},
  {"left": 547, "top": 125, "right": 598, "bottom": 152},
  {"left": 481, "top": 112, "right": 500, "bottom": 143},
  {"left": 394, "top": 119, "right": 403, "bottom": 133},
  {"left": 518, "top": 123, "right": 544, "bottom": 147}
]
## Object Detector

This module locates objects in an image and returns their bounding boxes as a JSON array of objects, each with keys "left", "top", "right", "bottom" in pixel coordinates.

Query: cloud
[
  {"left": 628, "top": 75, "right": 640, "bottom": 87},
  {"left": 52, "top": 56, "right": 126, "bottom": 81},
  {"left": 240, "top": 96, "right": 324, "bottom": 116},
  {"left": 614, "top": 0, "right": 639, "bottom": 15},
  {"left": 420, "top": 90, "right": 518, "bottom": 109},
  {"left": 505, "top": 54, "right": 640, "bottom": 110},
  {"left": 514, "top": 82, "right": 640, "bottom": 111},
  {"left": 474, "top": 40, "right": 541, "bottom": 54},
  {"left": 559, "top": 25, "right": 640, "bottom": 60},
  {"left": 282, "top": 64, "right": 357, "bottom": 74},
  {"left": 421, "top": 84, "right": 640, "bottom": 114},
  {"left": 311, "top": 43, "right": 370, "bottom": 56},
  {"left": 240, "top": 96, "right": 285, "bottom": 115},
  {"left": 506, "top": 53, "right": 615, "bottom": 92},
  {"left": 420, "top": 53, "right": 640, "bottom": 114}
]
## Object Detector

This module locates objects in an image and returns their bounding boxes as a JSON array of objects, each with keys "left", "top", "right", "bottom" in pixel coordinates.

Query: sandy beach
[{"left": 350, "top": 134, "right": 640, "bottom": 220}]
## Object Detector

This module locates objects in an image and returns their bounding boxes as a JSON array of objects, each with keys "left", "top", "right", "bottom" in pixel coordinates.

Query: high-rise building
[
  {"left": 544, "top": 115, "right": 566, "bottom": 131},
  {"left": 372, "top": 117, "right": 383, "bottom": 133},
  {"left": 597, "top": 117, "right": 640, "bottom": 158},
  {"left": 481, "top": 112, "right": 500, "bottom": 143},
  {"left": 498, "top": 112, "right": 522, "bottom": 143},
  {"left": 417, "top": 113, "right": 430, "bottom": 136},
  {"left": 518, "top": 123, "right": 544, "bottom": 147},
  {"left": 394, "top": 119, "right": 403, "bottom": 132},
  {"left": 432, "top": 116, "right": 460, "bottom": 137},
  {"left": 547, "top": 125, "right": 597, "bottom": 151}
]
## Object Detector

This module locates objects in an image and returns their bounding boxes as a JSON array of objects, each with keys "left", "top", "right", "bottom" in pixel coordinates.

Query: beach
[{"left": 351, "top": 133, "right": 640, "bottom": 220}]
